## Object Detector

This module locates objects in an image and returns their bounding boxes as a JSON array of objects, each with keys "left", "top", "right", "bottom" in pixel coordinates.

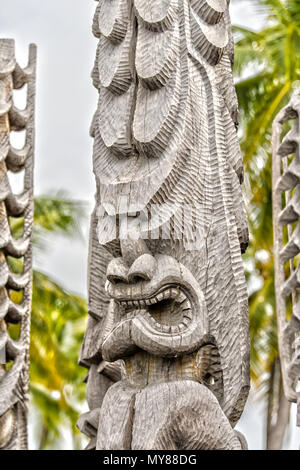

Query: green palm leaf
[
  {"left": 233, "top": 0, "right": 300, "bottom": 448},
  {"left": 15, "top": 194, "right": 89, "bottom": 449}
]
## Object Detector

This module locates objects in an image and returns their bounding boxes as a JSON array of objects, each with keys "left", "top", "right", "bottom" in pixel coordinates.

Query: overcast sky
[{"left": 1, "top": 0, "right": 299, "bottom": 450}]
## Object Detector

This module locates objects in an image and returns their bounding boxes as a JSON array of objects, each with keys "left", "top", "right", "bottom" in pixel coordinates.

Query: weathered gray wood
[
  {"left": 0, "top": 39, "right": 36, "bottom": 450},
  {"left": 79, "top": 0, "right": 249, "bottom": 450},
  {"left": 272, "top": 95, "right": 300, "bottom": 431}
]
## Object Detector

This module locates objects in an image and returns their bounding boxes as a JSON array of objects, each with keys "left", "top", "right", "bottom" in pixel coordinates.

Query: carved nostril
[
  {"left": 127, "top": 253, "right": 157, "bottom": 283},
  {"left": 106, "top": 257, "right": 129, "bottom": 285},
  {"left": 128, "top": 274, "right": 149, "bottom": 284},
  {"left": 109, "top": 277, "right": 126, "bottom": 285}
]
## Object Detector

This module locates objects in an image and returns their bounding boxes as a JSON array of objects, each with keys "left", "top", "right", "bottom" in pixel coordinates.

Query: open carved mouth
[
  {"left": 116, "top": 285, "right": 193, "bottom": 334},
  {"left": 103, "top": 254, "right": 209, "bottom": 361},
  {"left": 107, "top": 283, "right": 223, "bottom": 402}
]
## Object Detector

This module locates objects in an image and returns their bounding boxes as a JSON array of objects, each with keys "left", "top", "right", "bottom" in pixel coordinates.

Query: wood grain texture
[
  {"left": 272, "top": 95, "right": 300, "bottom": 428},
  {"left": 79, "top": 0, "right": 249, "bottom": 450},
  {"left": 97, "top": 380, "right": 244, "bottom": 450},
  {"left": 0, "top": 39, "right": 36, "bottom": 450}
]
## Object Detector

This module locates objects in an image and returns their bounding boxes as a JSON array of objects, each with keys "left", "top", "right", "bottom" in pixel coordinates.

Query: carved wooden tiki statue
[
  {"left": 273, "top": 95, "right": 300, "bottom": 428},
  {"left": 78, "top": 0, "right": 250, "bottom": 450},
  {"left": 0, "top": 39, "right": 36, "bottom": 450}
]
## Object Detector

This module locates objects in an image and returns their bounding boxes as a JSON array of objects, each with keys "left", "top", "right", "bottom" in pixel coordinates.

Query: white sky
[{"left": 1, "top": 0, "right": 299, "bottom": 450}]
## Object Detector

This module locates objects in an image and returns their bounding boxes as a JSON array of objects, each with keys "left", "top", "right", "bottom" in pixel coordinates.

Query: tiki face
[
  {"left": 102, "top": 240, "right": 209, "bottom": 362},
  {"left": 99, "top": 237, "right": 225, "bottom": 405}
]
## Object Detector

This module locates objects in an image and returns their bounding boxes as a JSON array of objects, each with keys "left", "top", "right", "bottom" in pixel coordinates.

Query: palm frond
[
  {"left": 29, "top": 269, "right": 87, "bottom": 449},
  {"left": 34, "top": 193, "right": 87, "bottom": 238}
]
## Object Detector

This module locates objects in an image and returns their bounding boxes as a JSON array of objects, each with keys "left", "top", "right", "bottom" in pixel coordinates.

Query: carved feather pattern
[
  {"left": 0, "top": 39, "right": 36, "bottom": 450},
  {"left": 83, "top": 0, "right": 249, "bottom": 434}
]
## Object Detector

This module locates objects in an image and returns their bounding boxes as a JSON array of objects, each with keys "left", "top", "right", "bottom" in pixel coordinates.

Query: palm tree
[
  {"left": 9, "top": 194, "right": 88, "bottom": 450},
  {"left": 233, "top": 0, "right": 300, "bottom": 449},
  {"left": 9, "top": 1, "right": 298, "bottom": 451}
]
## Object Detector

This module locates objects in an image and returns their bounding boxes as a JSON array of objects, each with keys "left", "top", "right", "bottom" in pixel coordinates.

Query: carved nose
[
  {"left": 107, "top": 239, "right": 157, "bottom": 284},
  {"left": 120, "top": 239, "right": 150, "bottom": 266},
  {"left": 128, "top": 253, "right": 157, "bottom": 283},
  {"left": 106, "top": 257, "right": 129, "bottom": 284},
  {"left": 121, "top": 239, "right": 156, "bottom": 282}
]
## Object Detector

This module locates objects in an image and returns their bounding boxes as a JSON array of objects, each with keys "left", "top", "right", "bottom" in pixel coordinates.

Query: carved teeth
[
  {"left": 176, "top": 292, "right": 186, "bottom": 303},
  {"left": 183, "top": 299, "right": 191, "bottom": 309},
  {"left": 178, "top": 323, "right": 187, "bottom": 332},
  {"left": 161, "top": 325, "right": 171, "bottom": 333},
  {"left": 183, "top": 312, "right": 192, "bottom": 321},
  {"left": 163, "top": 289, "right": 170, "bottom": 299},
  {"left": 170, "top": 326, "right": 179, "bottom": 334},
  {"left": 170, "top": 288, "right": 178, "bottom": 298},
  {"left": 116, "top": 287, "right": 191, "bottom": 313}
]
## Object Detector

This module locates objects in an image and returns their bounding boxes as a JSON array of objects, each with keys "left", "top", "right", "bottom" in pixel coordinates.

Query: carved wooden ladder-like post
[
  {"left": 0, "top": 39, "right": 36, "bottom": 450},
  {"left": 78, "top": 0, "right": 250, "bottom": 450},
  {"left": 273, "top": 95, "right": 300, "bottom": 432}
]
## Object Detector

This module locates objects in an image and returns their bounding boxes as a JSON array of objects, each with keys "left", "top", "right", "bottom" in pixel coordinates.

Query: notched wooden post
[
  {"left": 272, "top": 95, "right": 300, "bottom": 433},
  {"left": 0, "top": 39, "right": 36, "bottom": 450},
  {"left": 78, "top": 0, "right": 250, "bottom": 450}
]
